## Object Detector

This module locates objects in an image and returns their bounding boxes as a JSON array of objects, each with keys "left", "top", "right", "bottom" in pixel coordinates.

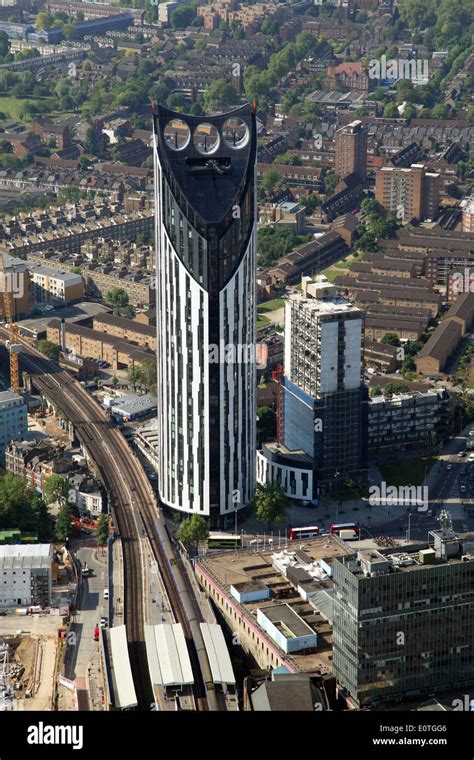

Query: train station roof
[
  {"left": 200, "top": 623, "right": 236, "bottom": 685},
  {"left": 145, "top": 623, "right": 194, "bottom": 687}
]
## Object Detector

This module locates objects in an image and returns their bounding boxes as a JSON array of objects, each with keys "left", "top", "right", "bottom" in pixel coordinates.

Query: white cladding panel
[
  {"left": 344, "top": 317, "right": 362, "bottom": 389},
  {"left": 319, "top": 320, "right": 338, "bottom": 393}
]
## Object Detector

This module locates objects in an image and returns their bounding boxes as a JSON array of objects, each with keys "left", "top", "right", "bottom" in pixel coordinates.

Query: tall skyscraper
[
  {"left": 375, "top": 164, "right": 440, "bottom": 222},
  {"left": 333, "top": 529, "right": 474, "bottom": 706},
  {"left": 282, "top": 276, "right": 367, "bottom": 487},
  {"left": 334, "top": 120, "right": 367, "bottom": 181},
  {"left": 153, "top": 104, "right": 257, "bottom": 526}
]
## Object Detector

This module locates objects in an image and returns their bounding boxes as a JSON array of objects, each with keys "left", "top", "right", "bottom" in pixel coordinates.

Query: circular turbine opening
[{"left": 163, "top": 119, "right": 191, "bottom": 151}]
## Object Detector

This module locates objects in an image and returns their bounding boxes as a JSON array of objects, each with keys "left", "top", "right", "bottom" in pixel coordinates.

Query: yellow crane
[{"left": 0, "top": 253, "right": 20, "bottom": 394}]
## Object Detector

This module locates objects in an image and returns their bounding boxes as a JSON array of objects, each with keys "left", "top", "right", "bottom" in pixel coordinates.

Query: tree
[
  {"left": 0, "top": 474, "right": 49, "bottom": 534},
  {"left": 128, "top": 366, "right": 142, "bottom": 391},
  {"left": 35, "top": 12, "right": 54, "bottom": 30},
  {"left": 111, "top": 375, "right": 119, "bottom": 387},
  {"left": 381, "top": 333, "right": 401, "bottom": 347},
  {"left": 62, "top": 23, "right": 76, "bottom": 41},
  {"left": 44, "top": 474, "right": 69, "bottom": 507},
  {"left": 106, "top": 287, "right": 129, "bottom": 309},
  {"left": 55, "top": 503, "right": 73, "bottom": 543},
  {"left": 257, "top": 406, "right": 276, "bottom": 443},
  {"left": 0, "top": 31, "right": 9, "bottom": 61},
  {"left": 37, "top": 339, "right": 60, "bottom": 362},
  {"left": 96, "top": 514, "right": 109, "bottom": 551},
  {"left": 383, "top": 102, "right": 399, "bottom": 118},
  {"left": 170, "top": 4, "right": 197, "bottom": 29},
  {"left": 383, "top": 382, "right": 410, "bottom": 397},
  {"left": 261, "top": 168, "right": 282, "bottom": 195},
  {"left": 140, "top": 358, "right": 157, "bottom": 395},
  {"left": 177, "top": 514, "right": 209, "bottom": 552},
  {"left": 202, "top": 78, "right": 237, "bottom": 111},
  {"left": 253, "top": 482, "right": 289, "bottom": 530},
  {"left": 323, "top": 172, "right": 340, "bottom": 195},
  {"left": 278, "top": 151, "right": 301, "bottom": 166}
]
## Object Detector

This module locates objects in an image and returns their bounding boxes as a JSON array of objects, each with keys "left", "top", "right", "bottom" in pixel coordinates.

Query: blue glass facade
[{"left": 282, "top": 378, "right": 315, "bottom": 458}]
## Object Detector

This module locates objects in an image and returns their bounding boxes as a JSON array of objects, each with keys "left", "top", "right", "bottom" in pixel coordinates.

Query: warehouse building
[{"left": 0, "top": 544, "right": 52, "bottom": 608}]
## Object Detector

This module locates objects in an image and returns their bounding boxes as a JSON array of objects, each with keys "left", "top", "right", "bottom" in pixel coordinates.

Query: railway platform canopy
[
  {"left": 108, "top": 625, "right": 138, "bottom": 710},
  {"left": 145, "top": 623, "right": 194, "bottom": 688},
  {"left": 200, "top": 623, "right": 236, "bottom": 686}
]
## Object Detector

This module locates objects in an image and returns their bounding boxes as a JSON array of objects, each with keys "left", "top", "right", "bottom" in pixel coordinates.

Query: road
[{"left": 68, "top": 544, "right": 108, "bottom": 679}]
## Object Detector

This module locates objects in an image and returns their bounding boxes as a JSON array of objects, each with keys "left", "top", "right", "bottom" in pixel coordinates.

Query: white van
[{"left": 103, "top": 589, "right": 109, "bottom": 600}]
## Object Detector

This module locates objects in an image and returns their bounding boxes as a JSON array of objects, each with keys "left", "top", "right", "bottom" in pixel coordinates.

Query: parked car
[
  {"left": 100, "top": 616, "right": 108, "bottom": 628},
  {"left": 446, "top": 463, "right": 453, "bottom": 471}
]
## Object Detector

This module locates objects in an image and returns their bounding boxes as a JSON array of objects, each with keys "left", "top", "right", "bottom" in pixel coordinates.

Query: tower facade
[
  {"left": 282, "top": 276, "right": 367, "bottom": 486},
  {"left": 153, "top": 104, "right": 257, "bottom": 526},
  {"left": 334, "top": 120, "right": 367, "bottom": 181}
]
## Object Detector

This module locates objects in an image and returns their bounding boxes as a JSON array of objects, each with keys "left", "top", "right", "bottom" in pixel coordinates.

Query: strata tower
[{"left": 153, "top": 104, "right": 257, "bottom": 527}]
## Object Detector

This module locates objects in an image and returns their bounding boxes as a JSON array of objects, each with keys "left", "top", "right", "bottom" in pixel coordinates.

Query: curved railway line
[{"left": 1, "top": 332, "right": 221, "bottom": 711}]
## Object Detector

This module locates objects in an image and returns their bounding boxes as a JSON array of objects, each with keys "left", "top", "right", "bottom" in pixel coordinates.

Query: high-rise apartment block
[
  {"left": 0, "top": 390, "right": 28, "bottom": 466},
  {"left": 333, "top": 529, "right": 474, "bottom": 706},
  {"left": 334, "top": 120, "right": 367, "bottom": 181},
  {"left": 375, "top": 164, "right": 440, "bottom": 222},
  {"left": 153, "top": 104, "right": 257, "bottom": 526},
  {"left": 281, "top": 276, "right": 367, "bottom": 486}
]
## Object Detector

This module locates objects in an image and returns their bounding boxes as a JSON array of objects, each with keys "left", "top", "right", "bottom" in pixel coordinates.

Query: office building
[
  {"left": 281, "top": 276, "right": 367, "bottom": 487},
  {"left": 0, "top": 253, "right": 30, "bottom": 320},
  {"left": 153, "top": 104, "right": 257, "bottom": 526},
  {"left": 0, "top": 390, "right": 28, "bottom": 466},
  {"left": 334, "top": 120, "right": 367, "bottom": 181},
  {"left": 333, "top": 530, "right": 474, "bottom": 706},
  {"left": 0, "top": 544, "right": 52, "bottom": 608},
  {"left": 375, "top": 164, "right": 440, "bottom": 222},
  {"left": 29, "top": 264, "right": 84, "bottom": 307}
]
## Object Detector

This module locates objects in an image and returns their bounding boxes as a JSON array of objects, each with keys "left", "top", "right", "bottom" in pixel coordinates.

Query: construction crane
[{"left": 0, "top": 253, "right": 21, "bottom": 394}]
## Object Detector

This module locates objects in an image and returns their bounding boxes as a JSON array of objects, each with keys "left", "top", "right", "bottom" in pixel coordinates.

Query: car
[
  {"left": 103, "top": 588, "right": 109, "bottom": 600},
  {"left": 468, "top": 454, "right": 474, "bottom": 462},
  {"left": 100, "top": 617, "right": 108, "bottom": 628},
  {"left": 427, "top": 510, "right": 434, "bottom": 517},
  {"left": 446, "top": 463, "right": 453, "bottom": 471},
  {"left": 460, "top": 484, "right": 467, "bottom": 494},
  {"left": 93, "top": 626, "right": 100, "bottom": 641}
]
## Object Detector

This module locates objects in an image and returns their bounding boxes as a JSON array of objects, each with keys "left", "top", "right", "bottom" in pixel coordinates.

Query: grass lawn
[
  {"left": 379, "top": 456, "right": 435, "bottom": 487},
  {"left": 256, "top": 314, "right": 270, "bottom": 328},
  {"left": 258, "top": 298, "right": 285, "bottom": 312},
  {"left": 0, "top": 96, "right": 35, "bottom": 122}
]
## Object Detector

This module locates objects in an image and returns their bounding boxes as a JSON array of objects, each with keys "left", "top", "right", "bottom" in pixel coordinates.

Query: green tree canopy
[
  {"left": 253, "top": 482, "right": 289, "bottom": 529},
  {"left": 37, "top": 339, "right": 60, "bottom": 362},
  {"left": 177, "top": 514, "right": 209, "bottom": 551},
  {"left": 381, "top": 333, "right": 401, "bottom": 347},
  {"left": 55, "top": 503, "right": 73, "bottom": 543},
  {"left": 44, "top": 474, "right": 69, "bottom": 507},
  {"left": 96, "top": 514, "right": 109, "bottom": 547}
]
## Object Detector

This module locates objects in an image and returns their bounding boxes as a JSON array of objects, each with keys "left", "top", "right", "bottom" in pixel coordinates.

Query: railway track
[{"left": 2, "top": 334, "right": 221, "bottom": 710}]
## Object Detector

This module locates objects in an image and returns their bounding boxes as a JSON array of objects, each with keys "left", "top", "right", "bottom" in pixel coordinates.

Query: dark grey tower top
[{"left": 153, "top": 102, "right": 256, "bottom": 226}]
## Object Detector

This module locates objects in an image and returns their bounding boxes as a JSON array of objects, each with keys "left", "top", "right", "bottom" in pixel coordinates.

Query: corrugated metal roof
[
  {"left": 109, "top": 625, "right": 137, "bottom": 709},
  {"left": 146, "top": 624, "right": 194, "bottom": 687},
  {"left": 200, "top": 623, "right": 236, "bottom": 685}
]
